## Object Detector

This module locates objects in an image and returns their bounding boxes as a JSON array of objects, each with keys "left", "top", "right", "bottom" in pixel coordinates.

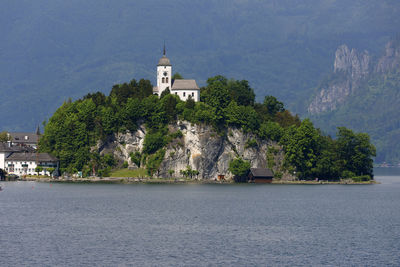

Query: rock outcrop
[
  {"left": 376, "top": 40, "right": 400, "bottom": 73},
  {"left": 308, "top": 45, "right": 370, "bottom": 114},
  {"left": 98, "top": 121, "right": 290, "bottom": 180},
  {"left": 308, "top": 40, "right": 400, "bottom": 115}
]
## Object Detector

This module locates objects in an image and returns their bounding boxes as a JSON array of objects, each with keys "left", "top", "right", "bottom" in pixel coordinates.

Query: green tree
[
  {"left": 229, "top": 158, "right": 251, "bottom": 182},
  {"left": 263, "top": 95, "right": 284, "bottom": 115},
  {"left": 336, "top": 127, "right": 376, "bottom": 178},
  {"left": 35, "top": 166, "right": 43, "bottom": 175},
  {"left": 160, "top": 87, "right": 170, "bottom": 99},
  {"left": 172, "top": 73, "right": 183, "bottom": 80},
  {"left": 281, "top": 119, "right": 322, "bottom": 179},
  {"left": 0, "top": 131, "right": 10, "bottom": 142},
  {"left": 227, "top": 79, "right": 255, "bottom": 106}
]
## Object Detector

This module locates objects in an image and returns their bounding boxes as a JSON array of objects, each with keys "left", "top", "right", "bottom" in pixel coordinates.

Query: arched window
[
  {"left": 166, "top": 77, "right": 169, "bottom": 83},
  {"left": 183, "top": 92, "right": 186, "bottom": 97},
  {"left": 162, "top": 77, "right": 165, "bottom": 83}
]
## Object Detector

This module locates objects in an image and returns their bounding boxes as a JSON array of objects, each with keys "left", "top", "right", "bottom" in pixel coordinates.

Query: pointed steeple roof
[
  {"left": 158, "top": 43, "right": 171, "bottom": 66},
  {"left": 35, "top": 125, "right": 41, "bottom": 135}
]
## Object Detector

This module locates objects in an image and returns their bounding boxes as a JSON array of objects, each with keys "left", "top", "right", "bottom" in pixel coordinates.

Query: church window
[
  {"left": 162, "top": 77, "right": 165, "bottom": 83},
  {"left": 166, "top": 77, "right": 169, "bottom": 83},
  {"left": 175, "top": 92, "right": 177, "bottom": 95},
  {"left": 192, "top": 92, "right": 194, "bottom": 97},
  {"left": 183, "top": 92, "right": 186, "bottom": 97}
]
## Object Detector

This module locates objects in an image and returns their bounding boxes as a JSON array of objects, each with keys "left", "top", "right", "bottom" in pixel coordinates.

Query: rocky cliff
[
  {"left": 308, "top": 40, "right": 400, "bottom": 115},
  {"left": 376, "top": 40, "right": 400, "bottom": 73},
  {"left": 308, "top": 45, "right": 371, "bottom": 114},
  {"left": 98, "top": 121, "right": 289, "bottom": 180}
]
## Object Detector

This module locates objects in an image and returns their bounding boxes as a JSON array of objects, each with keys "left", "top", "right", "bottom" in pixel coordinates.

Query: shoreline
[{"left": 14, "top": 177, "right": 378, "bottom": 185}]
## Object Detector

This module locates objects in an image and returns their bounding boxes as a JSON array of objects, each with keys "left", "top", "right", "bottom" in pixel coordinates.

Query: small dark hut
[{"left": 248, "top": 168, "right": 274, "bottom": 183}]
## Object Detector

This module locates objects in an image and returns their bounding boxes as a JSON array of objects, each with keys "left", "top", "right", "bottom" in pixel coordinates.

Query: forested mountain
[
  {"left": 1, "top": 0, "right": 399, "bottom": 131},
  {"left": 309, "top": 38, "right": 400, "bottom": 164}
]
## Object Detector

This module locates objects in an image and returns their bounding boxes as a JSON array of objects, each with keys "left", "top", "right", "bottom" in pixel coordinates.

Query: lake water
[{"left": 1, "top": 168, "right": 400, "bottom": 266}]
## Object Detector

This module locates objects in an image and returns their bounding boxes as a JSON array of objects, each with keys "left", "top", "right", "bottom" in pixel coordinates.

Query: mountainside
[
  {"left": 309, "top": 39, "right": 400, "bottom": 164},
  {"left": 1, "top": 0, "right": 400, "bottom": 131}
]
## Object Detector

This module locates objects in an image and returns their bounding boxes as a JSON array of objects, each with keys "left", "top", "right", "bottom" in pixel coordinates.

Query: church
[{"left": 153, "top": 47, "right": 200, "bottom": 102}]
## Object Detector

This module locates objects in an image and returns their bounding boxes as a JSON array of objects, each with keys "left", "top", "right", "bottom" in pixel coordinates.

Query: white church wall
[
  {"left": 171, "top": 90, "right": 200, "bottom": 102},
  {"left": 157, "top": 65, "right": 172, "bottom": 96}
]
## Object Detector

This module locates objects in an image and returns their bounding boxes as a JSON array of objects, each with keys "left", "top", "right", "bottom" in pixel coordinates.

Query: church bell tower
[{"left": 156, "top": 44, "right": 172, "bottom": 96}]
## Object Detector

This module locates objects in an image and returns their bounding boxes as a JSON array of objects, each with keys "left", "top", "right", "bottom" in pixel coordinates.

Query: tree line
[{"left": 38, "top": 75, "right": 375, "bottom": 180}]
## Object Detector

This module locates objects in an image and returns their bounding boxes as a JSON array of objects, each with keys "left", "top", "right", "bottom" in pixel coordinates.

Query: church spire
[{"left": 163, "top": 42, "right": 166, "bottom": 56}]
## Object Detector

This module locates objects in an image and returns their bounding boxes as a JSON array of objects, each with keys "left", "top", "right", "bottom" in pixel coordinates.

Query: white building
[
  {"left": 0, "top": 142, "right": 58, "bottom": 177},
  {"left": 4, "top": 152, "right": 58, "bottom": 176},
  {"left": 153, "top": 46, "right": 200, "bottom": 102}
]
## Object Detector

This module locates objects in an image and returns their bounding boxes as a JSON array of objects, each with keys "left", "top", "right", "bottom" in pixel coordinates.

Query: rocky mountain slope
[
  {"left": 98, "top": 121, "right": 289, "bottom": 180},
  {"left": 309, "top": 39, "right": 400, "bottom": 163},
  {"left": 308, "top": 45, "right": 371, "bottom": 114},
  {"left": 2, "top": 1, "right": 400, "bottom": 131}
]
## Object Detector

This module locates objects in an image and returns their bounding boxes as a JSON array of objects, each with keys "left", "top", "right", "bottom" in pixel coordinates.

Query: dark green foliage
[
  {"left": 169, "top": 130, "right": 183, "bottom": 140},
  {"left": 39, "top": 74, "right": 375, "bottom": 180},
  {"left": 143, "top": 131, "right": 167, "bottom": 155},
  {"left": 130, "top": 151, "right": 141, "bottom": 167},
  {"left": 263, "top": 96, "right": 285, "bottom": 115},
  {"left": 336, "top": 127, "right": 376, "bottom": 177},
  {"left": 281, "top": 119, "right": 375, "bottom": 180},
  {"left": 229, "top": 158, "right": 251, "bottom": 182},
  {"left": 172, "top": 73, "right": 183, "bottom": 80},
  {"left": 180, "top": 166, "right": 199, "bottom": 179},
  {"left": 258, "top": 122, "right": 284, "bottom": 141},
  {"left": 160, "top": 88, "right": 170, "bottom": 99},
  {"left": 110, "top": 79, "right": 153, "bottom": 103},
  {"left": 245, "top": 138, "right": 258, "bottom": 149},
  {"left": 146, "top": 149, "right": 166, "bottom": 177},
  {"left": 227, "top": 79, "right": 255, "bottom": 106},
  {"left": 280, "top": 119, "right": 322, "bottom": 179}
]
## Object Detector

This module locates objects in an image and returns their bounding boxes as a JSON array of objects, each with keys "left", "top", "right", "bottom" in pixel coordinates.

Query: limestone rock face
[
  {"left": 98, "top": 125, "right": 146, "bottom": 167},
  {"left": 309, "top": 40, "right": 400, "bottom": 115},
  {"left": 376, "top": 40, "right": 400, "bottom": 73},
  {"left": 308, "top": 44, "right": 370, "bottom": 114},
  {"left": 99, "top": 121, "right": 289, "bottom": 180}
]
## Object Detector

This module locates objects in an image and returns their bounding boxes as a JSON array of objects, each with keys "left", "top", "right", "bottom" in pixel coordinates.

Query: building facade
[
  {"left": 153, "top": 47, "right": 200, "bottom": 102},
  {"left": 4, "top": 152, "right": 58, "bottom": 176}
]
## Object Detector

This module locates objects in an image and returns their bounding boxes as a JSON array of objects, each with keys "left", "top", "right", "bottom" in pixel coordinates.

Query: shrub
[
  {"left": 245, "top": 138, "right": 258, "bottom": 149},
  {"left": 352, "top": 175, "right": 372, "bottom": 182},
  {"left": 229, "top": 158, "right": 250, "bottom": 182},
  {"left": 146, "top": 149, "right": 166, "bottom": 177},
  {"left": 130, "top": 151, "right": 141, "bottom": 167}
]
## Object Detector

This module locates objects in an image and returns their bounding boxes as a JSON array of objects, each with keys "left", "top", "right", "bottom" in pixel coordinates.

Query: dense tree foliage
[
  {"left": 0, "top": 131, "right": 10, "bottom": 142},
  {"left": 281, "top": 120, "right": 376, "bottom": 180},
  {"left": 228, "top": 158, "right": 251, "bottom": 182},
  {"left": 39, "top": 75, "right": 375, "bottom": 180}
]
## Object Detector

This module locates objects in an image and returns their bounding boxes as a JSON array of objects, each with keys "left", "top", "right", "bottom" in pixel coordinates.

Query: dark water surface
[{"left": 1, "top": 168, "right": 400, "bottom": 266}]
